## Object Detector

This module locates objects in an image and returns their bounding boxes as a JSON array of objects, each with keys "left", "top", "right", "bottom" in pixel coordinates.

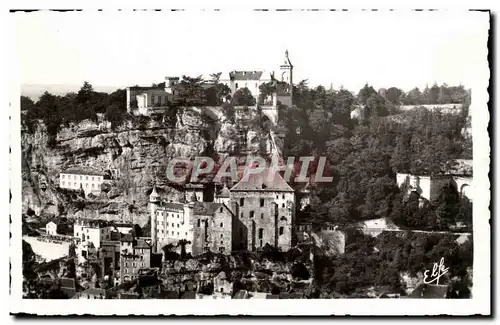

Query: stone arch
[{"left": 460, "top": 183, "right": 471, "bottom": 200}]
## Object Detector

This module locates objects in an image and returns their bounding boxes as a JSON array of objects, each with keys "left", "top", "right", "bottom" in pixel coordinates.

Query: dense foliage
[
  {"left": 277, "top": 81, "right": 472, "bottom": 231},
  {"left": 314, "top": 231, "right": 472, "bottom": 297}
]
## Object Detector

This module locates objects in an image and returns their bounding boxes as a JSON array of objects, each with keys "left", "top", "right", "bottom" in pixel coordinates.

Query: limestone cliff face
[{"left": 21, "top": 108, "right": 266, "bottom": 226}]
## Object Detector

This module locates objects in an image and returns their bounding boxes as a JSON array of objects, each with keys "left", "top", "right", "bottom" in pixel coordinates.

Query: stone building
[
  {"left": 229, "top": 169, "right": 295, "bottom": 252},
  {"left": 190, "top": 201, "right": 237, "bottom": 256},
  {"left": 149, "top": 187, "right": 237, "bottom": 256},
  {"left": 59, "top": 167, "right": 105, "bottom": 196},
  {"left": 396, "top": 159, "right": 473, "bottom": 202},
  {"left": 74, "top": 219, "right": 112, "bottom": 250},
  {"left": 149, "top": 168, "right": 296, "bottom": 256},
  {"left": 120, "top": 236, "right": 152, "bottom": 283}
]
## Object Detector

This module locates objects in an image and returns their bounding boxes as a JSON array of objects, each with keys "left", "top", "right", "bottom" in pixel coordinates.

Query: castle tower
[
  {"left": 215, "top": 183, "right": 231, "bottom": 206},
  {"left": 149, "top": 186, "right": 160, "bottom": 253},
  {"left": 276, "top": 50, "right": 293, "bottom": 108}
]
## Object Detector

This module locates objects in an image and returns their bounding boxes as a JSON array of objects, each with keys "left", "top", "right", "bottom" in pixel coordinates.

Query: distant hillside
[{"left": 22, "top": 84, "right": 120, "bottom": 101}]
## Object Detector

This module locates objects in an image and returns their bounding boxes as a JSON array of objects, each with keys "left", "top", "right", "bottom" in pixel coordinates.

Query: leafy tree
[
  {"left": 232, "top": 87, "right": 256, "bottom": 106},
  {"left": 385, "top": 87, "right": 403, "bottom": 104},
  {"left": 172, "top": 75, "right": 207, "bottom": 107}
]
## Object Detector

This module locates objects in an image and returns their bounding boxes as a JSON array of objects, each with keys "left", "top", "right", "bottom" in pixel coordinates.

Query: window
[
  {"left": 74, "top": 182, "right": 77, "bottom": 186},
  {"left": 92, "top": 184, "right": 95, "bottom": 188},
  {"left": 62, "top": 175, "right": 65, "bottom": 179},
  {"left": 125, "top": 262, "right": 128, "bottom": 267},
  {"left": 276, "top": 195, "right": 278, "bottom": 199},
  {"left": 197, "top": 219, "right": 200, "bottom": 227},
  {"left": 177, "top": 232, "right": 179, "bottom": 236},
  {"left": 177, "top": 224, "right": 179, "bottom": 228},
  {"left": 172, "top": 223, "right": 174, "bottom": 227},
  {"left": 92, "top": 177, "right": 94, "bottom": 181},
  {"left": 172, "top": 231, "right": 174, "bottom": 235},
  {"left": 258, "top": 228, "right": 263, "bottom": 239},
  {"left": 261, "top": 213, "right": 264, "bottom": 219},
  {"left": 80, "top": 176, "right": 82, "bottom": 180},
  {"left": 255, "top": 83, "right": 258, "bottom": 88},
  {"left": 220, "top": 234, "right": 223, "bottom": 238},
  {"left": 279, "top": 227, "right": 284, "bottom": 235},
  {"left": 185, "top": 232, "right": 187, "bottom": 236},
  {"left": 250, "top": 211, "right": 254, "bottom": 218},
  {"left": 177, "top": 214, "right": 179, "bottom": 218},
  {"left": 235, "top": 83, "right": 239, "bottom": 89},
  {"left": 240, "top": 212, "right": 244, "bottom": 218},
  {"left": 220, "top": 207, "right": 223, "bottom": 213},
  {"left": 260, "top": 198, "right": 264, "bottom": 207},
  {"left": 239, "top": 198, "right": 244, "bottom": 206},
  {"left": 220, "top": 222, "right": 223, "bottom": 227},
  {"left": 282, "top": 194, "right": 285, "bottom": 199},
  {"left": 282, "top": 203, "right": 285, "bottom": 208},
  {"left": 221, "top": 241, "right": 223, "bottom": 244},
  {"left": 86, "top": 184, "right": 88, "bottom": 188},
  {"left": 62, "top": 181, "right": 65, "bottom": 186}
]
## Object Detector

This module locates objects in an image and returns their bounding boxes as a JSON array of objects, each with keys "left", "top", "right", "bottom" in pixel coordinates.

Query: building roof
[
  {"left": 120, "top": 233, "right": 134, "bottom": 242},
  {"left": 150, "top": 187, "right": 159, "bottom": 197},
  {"left": 112, "top": 222, "right": 134, "bottom": 228},
  {"left": 134, "top": 239, "right": 151, "bottom": 249},
  {"left": 218, "top": 184, "right": 230, "bottom": 198},
  {"left": 229, "top": 71, "right": 264, "bottom": 81},
  {"left": 230, "top": 168, "right": 294, "bottom": 192},
  {"left": 185, "top": 183, "right": 204, "bottom": 189},
  {"left": 160, "top": 202, "right": 185, "bottom": 211},
  {"left": 193, "top": 202, "right": 227, "bottom": 216},
  {"left": 62, "top": 166, "right": 104, "bottom": 176},
  {"left": 216, "top": 271, "right": 227, "bottom": 280}
]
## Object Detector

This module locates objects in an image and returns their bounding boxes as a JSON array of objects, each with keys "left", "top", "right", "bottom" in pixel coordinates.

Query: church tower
[{"left": 276, "top": 50, "right": 293, "bottom": 108}]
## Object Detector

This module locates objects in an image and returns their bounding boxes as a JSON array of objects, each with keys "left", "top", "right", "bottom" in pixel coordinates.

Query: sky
[{"left": 10, "top": 10, "right": 489, "bottom": 93}]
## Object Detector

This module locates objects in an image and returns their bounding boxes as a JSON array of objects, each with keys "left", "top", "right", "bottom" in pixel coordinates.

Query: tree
[
  {"left": 232, "top": 87, "right": 256, "bottom": 106},
  {"left": 386, "top": 87, "right": 403, "bottom": 104},
  {"left": 433, "top": 183, "right": 460, "bottom": 230},
  {"left": 173, "top": 75, "right": 207, "bottom": 107},
  {"left": 357, "top": 84, "right": 378, "bottom": 105},
  {"left": 76, "top": 81, "right": 94, "bottom": 104}
]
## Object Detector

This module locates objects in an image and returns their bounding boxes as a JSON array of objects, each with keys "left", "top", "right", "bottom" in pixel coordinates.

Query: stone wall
[{"left": 229, "top": 191, "right": 293, "bottom": 251}]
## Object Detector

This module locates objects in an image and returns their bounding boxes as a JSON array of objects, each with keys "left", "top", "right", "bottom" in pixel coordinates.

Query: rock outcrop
[{"left": 21, "top": 108, "right": 274, "bottom": 225}]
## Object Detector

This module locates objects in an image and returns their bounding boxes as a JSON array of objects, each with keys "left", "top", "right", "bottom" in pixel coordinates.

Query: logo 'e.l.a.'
[{"left": 165, "top": 155, "right": 333, "bottom": 184}]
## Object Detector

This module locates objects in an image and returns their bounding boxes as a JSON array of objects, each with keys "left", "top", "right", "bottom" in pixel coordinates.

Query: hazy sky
[{"left": 11, "top": 10, "right": 489, "bottom": 92}]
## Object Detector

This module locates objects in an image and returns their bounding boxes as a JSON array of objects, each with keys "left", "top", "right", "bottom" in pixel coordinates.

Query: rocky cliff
[{"left": 21, "top": 107, "right": 273, "bottom": 226}]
